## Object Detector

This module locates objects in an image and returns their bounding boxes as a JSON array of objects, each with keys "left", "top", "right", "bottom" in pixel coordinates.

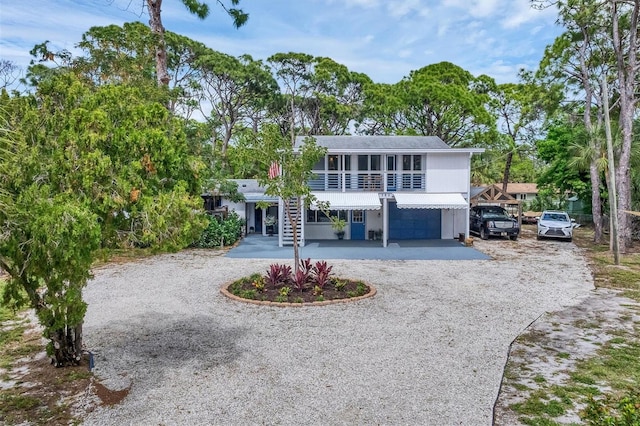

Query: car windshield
[
  {"left": 482, "top": 209, "right": 510, "bottom": 219},
  {"left": 542, "top": 213, "right": 568, "bottom": 222}
]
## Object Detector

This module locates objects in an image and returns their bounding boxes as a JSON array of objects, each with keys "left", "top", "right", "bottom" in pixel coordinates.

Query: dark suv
[{"left": 470, "top": 205, "right": 520, "bottom": 241}]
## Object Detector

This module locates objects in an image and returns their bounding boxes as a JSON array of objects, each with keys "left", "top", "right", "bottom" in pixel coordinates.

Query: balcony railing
[{"left": 308, "top": 172, "right": 425, "bottom": 191}]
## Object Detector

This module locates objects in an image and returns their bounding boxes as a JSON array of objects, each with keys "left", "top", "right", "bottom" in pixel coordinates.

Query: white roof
[
  {"left": 311, "top": 192, "right": 381, "bottom": 210},
  {"left": 394, "top": 193, "right": 468, "bottom": 209}
]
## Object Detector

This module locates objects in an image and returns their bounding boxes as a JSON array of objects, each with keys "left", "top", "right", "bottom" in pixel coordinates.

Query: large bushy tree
[
  {"left": 359, "top": 62, "right": 496, "bottom": 147},
  {"left": 536, "top": 0, "right": 639, "bottom": 250},
  {"left": 0, "top": 70, "right": 209, "bottom": 366}
]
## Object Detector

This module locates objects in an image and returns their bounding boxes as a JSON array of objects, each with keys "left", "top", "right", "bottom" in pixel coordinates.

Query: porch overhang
[
  {"left": 394, "top": 193, "right": 468, "bottom": 209},
  {"left": 243, "top": 193, "right": 278, "bottom": 203},
  {"left": 310, "top": 192, "right": 381, "bottom": 210}
]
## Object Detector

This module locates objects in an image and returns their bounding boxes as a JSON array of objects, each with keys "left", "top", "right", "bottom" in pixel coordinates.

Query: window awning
[
  {"left": 311, "top": 192, "right": 381, "bottom": 210},
  {"left": 394, "top": 193, "right": 468, "bottom": 209}
]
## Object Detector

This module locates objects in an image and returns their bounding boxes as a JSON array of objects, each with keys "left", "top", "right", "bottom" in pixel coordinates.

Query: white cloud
[
  {"left": 468, "top": 0, "right": 501, "bottom": 18},
  {"left": 0, "top": 0, "right": 563, "bottom": 87},
  {"left": 501, "top": 0, "right": 552, "bottom": 29},
  {"left": 387, "top": 0, "right": 426, "bottom": 18}
]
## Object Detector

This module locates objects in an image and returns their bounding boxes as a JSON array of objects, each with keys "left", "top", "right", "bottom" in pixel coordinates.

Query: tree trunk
[
  {"left": 147, "top": 0, "right": 171, "bottom": 86},
  {"left": 611, "top": 0, "right": 639, "bottom": 252},
  {"left": 501, "top": 151, "right": 513, "bottom": 194},
  {"left": 589, "top": 158, "right": 604, "bottom": 242},
  {"left": 572, "top": 19, "right": 605, "bottom": 244}
]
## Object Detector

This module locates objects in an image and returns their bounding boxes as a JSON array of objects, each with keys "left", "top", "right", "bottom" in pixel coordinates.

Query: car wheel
[
  {"left": 480, "top": 227, "right": 488, "bottom": 240},
  {"left": 536, "top": 235, "right": 542, "bottom": 240},
  {"left": 510, "top": 235, "right": 518, "bottom": 241},
  {"left": 567, "top": 237, "right": 573, "bottom": 242}
]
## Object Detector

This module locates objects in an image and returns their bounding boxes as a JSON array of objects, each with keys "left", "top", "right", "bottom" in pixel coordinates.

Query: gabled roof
[
  {"left": 294, "top": 135, "right": 483, "bottom": 153},
  {"left": 471, "top": 184, "right": 518, "bottom": 204}
]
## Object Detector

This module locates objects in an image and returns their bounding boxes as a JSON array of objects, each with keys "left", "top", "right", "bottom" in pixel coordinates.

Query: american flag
[{"left": 268, "top": 162, "right": 280, "bottom": 179}]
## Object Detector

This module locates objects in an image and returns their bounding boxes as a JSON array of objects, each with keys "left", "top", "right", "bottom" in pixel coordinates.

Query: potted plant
[
  {"left": 265, "top": 215, "right": 276, "bottom": 236},
  {"left": 330, "top": 216, "right": 347, "bottom": 240}
]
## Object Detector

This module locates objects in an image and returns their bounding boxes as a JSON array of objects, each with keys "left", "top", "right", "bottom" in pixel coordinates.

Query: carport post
[
  {"left": 466, "top": 185, "right": 471, "bottom": 240},
  {"left": 383, "top": 198, "right": 388, "bottom": 247}
]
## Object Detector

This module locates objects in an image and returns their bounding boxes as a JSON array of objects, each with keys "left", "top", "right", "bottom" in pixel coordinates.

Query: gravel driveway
[{"left": 82, "top": 238, "right": 593, "bottom": 425}]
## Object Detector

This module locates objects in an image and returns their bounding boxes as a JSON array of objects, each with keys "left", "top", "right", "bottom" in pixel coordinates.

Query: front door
[
  {"left": 351, "top": 210, "right": 365, "bottom": 240},
  {"left": 254, "top": 207, "right": 262, "bottom": 233}
]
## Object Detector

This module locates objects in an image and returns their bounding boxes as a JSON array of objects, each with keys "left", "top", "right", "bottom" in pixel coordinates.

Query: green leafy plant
[
  {"left": 278, "top": 286, "right": 291, "bottom": 297},
  {"left": 581, "top": 389, "right": 640, "bottom": 425},
  {"left": 356, "top": 281, "right": 368, "bottom": 296},
  {"left": 192, "top": 211, "right": 243, "bottom": 248},
  {"left": 333, "top": 278, "right": 347, "bottom": 291},
  {"left": 329, "top": 216, "right": 347, "bottom": 232},
  {"left": 239, "top": 290, "right": 257, "bottom": 300},
  {"left": 252, "top": 276, "right": 265, "bottom": 292}
]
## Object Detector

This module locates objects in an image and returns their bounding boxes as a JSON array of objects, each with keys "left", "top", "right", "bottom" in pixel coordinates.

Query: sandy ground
[{"left": 76, "top": 232, "right": 605, "bottom": 426}]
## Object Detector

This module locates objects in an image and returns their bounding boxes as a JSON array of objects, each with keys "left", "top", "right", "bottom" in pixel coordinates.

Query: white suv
[{"left": 537, "top": 210, "right": 574, "bottom": 242}]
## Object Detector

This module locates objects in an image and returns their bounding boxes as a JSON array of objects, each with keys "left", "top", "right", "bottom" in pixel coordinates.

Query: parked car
[
  {"left": 470, "top": 205, "right": 520, "bottom": 240},
  {"left": 537, "top": 210, "right": 574, "bottom": 242},
  {"left": 521, "top": 211, "right": 541, "bottom": 224}
]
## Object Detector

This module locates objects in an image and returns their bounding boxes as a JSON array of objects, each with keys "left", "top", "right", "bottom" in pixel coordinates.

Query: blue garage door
[{"left": 389, "top": 203, "right": 441, "bottom": 239}]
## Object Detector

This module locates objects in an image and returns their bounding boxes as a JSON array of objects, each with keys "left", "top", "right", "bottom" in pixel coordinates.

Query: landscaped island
[{"left": 221, "top": 259, "right": 375, "bottom": 305}]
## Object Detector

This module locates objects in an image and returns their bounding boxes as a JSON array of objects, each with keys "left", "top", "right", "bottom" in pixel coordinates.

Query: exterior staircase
[{"left": 281, "top": 197, "right": 304, "bottom": 247}]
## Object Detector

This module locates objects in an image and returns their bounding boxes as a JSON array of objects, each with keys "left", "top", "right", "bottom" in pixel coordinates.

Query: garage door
[{"left": 389, "top": 202, "right": 441, "bottom": 239}]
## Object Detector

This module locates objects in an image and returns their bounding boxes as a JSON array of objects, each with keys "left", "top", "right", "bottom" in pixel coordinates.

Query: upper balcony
[{"left": 308, "top": 171, "right": 425, "bottom": 192}]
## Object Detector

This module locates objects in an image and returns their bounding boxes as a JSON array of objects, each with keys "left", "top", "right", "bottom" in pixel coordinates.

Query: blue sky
[{"left": 0, "top": 0, "right": 562, "bottom": 84}]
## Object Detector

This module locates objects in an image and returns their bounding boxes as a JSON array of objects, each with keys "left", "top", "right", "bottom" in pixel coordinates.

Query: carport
[{"left": 470, "top": 184, "right": 523, "bottom": 227}]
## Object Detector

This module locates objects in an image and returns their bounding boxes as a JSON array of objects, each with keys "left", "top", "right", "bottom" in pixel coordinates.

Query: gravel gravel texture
[{"left": 82, "top": 237, "right": 593, "bottom": 425}]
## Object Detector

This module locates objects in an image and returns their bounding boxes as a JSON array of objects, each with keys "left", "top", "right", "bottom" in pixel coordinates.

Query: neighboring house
[
  {"left": 223, "top": 136, "right": 484, "bottom": 247},
  {"left": 500, "top": 183, "right": 538, "bottom": 204}
]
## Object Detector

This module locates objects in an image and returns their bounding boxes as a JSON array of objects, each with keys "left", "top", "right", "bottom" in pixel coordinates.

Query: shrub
[
  {"left": 192, "top": 211, "right": 243, "bottom": 248},
  {"left": 292, "top": 269, "right": 308, "bottom": 292},
  {"left": 265, "top": 264, "right": 292, "bottom": 287},
  {"left": 312, "top": 261, "right": 333, "bottom": 289}
]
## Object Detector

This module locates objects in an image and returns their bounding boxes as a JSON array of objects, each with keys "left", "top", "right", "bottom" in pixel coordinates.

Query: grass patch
[
  {"left": 573, "top": 227, "right": 640, "bottom": 297},
  {"left": 511, "top": 392, "right": 568, "bottom": 417},
  {"left": 505, "top": 228, "right": 640, "bottom": 425},
  {"left": 576, "top": 338, "right": 640, "bottom": 391}
]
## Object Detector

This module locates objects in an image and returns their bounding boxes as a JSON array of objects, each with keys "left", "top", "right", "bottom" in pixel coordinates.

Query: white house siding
[
  {"left": 305, "top": 223, "right": 350, "bottom": 240},
  {"left": 440, "top": 208, "right": 468, "bottom": 239},
  {"left": 425, "top": 153, "right": 470, "bottom": 193},
  {"left": 225, "top": 200, "right": 246, "bottom": 219}
]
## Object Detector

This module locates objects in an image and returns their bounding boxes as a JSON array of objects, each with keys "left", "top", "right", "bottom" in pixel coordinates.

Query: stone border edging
[{"left": 220, "top": 281, "right": 377, "bottom": 307}]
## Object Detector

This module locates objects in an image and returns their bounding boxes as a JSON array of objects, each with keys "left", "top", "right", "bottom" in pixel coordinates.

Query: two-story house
[{"left": 224, "top": 135, "right": 484, "bottom": 247}]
